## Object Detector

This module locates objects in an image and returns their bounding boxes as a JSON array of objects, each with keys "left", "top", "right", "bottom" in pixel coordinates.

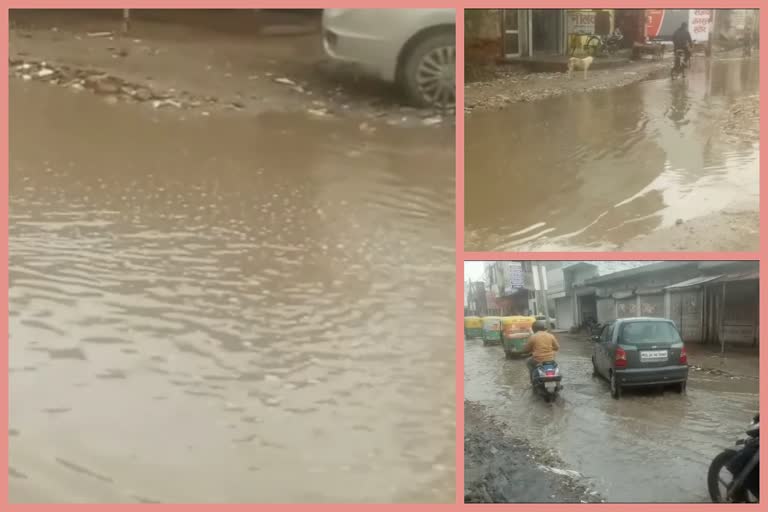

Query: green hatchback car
[{"left": 592, "top": 317, "right": 689, "bottom": 399}]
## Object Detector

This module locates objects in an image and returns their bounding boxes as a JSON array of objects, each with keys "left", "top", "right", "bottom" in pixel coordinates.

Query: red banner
[{"left": 646, "top": 9, "right": 664, "bottom": 39}]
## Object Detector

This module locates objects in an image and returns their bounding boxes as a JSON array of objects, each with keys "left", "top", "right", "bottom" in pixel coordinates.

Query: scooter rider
[{"left": 523, "top": 320, "right": 560, "bottom": 380}]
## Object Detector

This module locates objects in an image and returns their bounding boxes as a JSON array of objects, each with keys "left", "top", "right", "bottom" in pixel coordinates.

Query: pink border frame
[
  {"left": 460, "top": 1, "right": 765, "bottom": 510},
  {"left": 1, "top": 0, "right": 764, "bottom": 509}
]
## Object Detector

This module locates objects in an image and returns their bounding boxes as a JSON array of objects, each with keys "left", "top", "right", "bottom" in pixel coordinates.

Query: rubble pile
[{"left": 10, "top": 58, "right": 219, "bottom": 111}]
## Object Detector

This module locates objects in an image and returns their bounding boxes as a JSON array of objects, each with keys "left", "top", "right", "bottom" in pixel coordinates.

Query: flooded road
[
  {"left": 9, "top": 80, "right": 456, "bottom": 503},
  {"left": 465, "top": 57, "right": 759, "bottom": 251},
  {"left": 464, "top": 334, "right": 759, "bottom": 503}
]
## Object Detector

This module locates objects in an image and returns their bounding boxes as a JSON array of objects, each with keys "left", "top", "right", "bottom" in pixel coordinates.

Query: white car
[{"left": 322, "top": 8, "right": 455, "bottom": 108}]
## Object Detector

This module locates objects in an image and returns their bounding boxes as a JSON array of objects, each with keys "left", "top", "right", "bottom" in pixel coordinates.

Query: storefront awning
[
  {"left": 712, "top": 271, "right": 759, "bottom": 283},
  {"left": 574, "top": 286, "right": 597, "bottom": 297},
  {"left": 636, "top": 287, "right": 665, "bottom": 296},
  {"left": 665, "top": 275, "right": 722, "bottom": 290},
  {"left": 595, "top": 289, "right": 612, "bottom": 299},
  {"left": 612, "top": 290, "right": 635, "bottom": 300}
]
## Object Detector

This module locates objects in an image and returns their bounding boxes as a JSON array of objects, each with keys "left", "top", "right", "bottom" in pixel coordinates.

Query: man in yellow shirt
[{"left": 523, "top": 320, "right": 560, "bottom": 376}]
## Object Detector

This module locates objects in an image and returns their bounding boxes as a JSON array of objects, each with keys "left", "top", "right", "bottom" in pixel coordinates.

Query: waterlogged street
[
  {"left": 9, "top": 76, "right": 455, "bottom": 503},
  {"left": 465, "top": 56, "right": 759, "bottom": 251},
  {"left": 464, "top": 333, "right": 759, "bottom": 503}
]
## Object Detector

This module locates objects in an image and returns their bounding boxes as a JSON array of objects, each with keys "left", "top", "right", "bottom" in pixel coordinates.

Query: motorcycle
[
  {"left": 604, "top": 32, "right": 623, "bottom": 55},
  {"left": 584, "top": 317, "right": 602, "bottom": 336},
  {"left": 708, "top": 414, "right": 760, "bottom": 503},
  {"left": 530, "top": 361, "right": 562, "bottom": 402}
]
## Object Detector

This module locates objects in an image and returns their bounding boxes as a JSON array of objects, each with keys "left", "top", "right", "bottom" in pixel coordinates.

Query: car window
[
  {"left": 600, "top": 323, "right": 612, "bottom": 343},
  {"left": 619, "top": 321, "right": 682, "bottom": 345}
]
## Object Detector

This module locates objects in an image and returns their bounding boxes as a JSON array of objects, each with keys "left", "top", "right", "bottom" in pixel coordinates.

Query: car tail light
[
  {"left": 679, "top": 346, "right": 688, "bottom": 365},
  {"left": 615, "top": 347, "right": 627, "bottom": 368}
]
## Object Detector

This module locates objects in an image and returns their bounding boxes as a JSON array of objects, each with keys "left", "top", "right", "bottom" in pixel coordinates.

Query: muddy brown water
[
  {"left": 9, "top": 81, "right": 455, "bottom": 503},
  {"left": 464, "top": 334, "right": 759, "bottom": 503},
  {"left": 465, "top": 57, "right": 759, "bottom": 251}
]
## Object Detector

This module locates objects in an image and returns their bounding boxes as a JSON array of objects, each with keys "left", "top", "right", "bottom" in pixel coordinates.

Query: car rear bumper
[
  {"left": 615, "top": 365, "right": 689, "bottom": 386},
  {"left": 321, "top": 10, "right": 399, "bottom": 82}
]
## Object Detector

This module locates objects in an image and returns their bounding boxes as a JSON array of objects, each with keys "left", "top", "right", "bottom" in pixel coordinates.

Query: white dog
[{"left": 567, "top": 56, "right": 594, "bottom": 79}]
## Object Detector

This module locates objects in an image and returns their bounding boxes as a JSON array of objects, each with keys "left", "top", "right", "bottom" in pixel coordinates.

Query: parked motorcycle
[
  {"left": 584, "top": 317, "right": 603, "bottom": 336},
  {"left": 604, "top": 32, "right": 623, "bottom": 54},
  {"left": 707, "top": 414, "right": 760, "bottom": 503},
  {"left": 530, "top": 361, "right": 562, "bottom": 402}
]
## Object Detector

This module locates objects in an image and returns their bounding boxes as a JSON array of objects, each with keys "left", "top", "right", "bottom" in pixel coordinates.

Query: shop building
[{"left": 568, "top": 261, "right": 758, "bottom": 347}]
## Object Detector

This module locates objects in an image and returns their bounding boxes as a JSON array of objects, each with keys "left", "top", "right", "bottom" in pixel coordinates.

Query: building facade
[
  {"left": 472, "top": 9, "right": 647, "bottom": 60},
  {"left": 564, "top": 261, "right": 758, "bottom": 347},
  {"left": 465, "top": 281, "right": 489, "bottom": 316},
  {"left": 465, "top": 8, "right": 756, "bottom": 64},
  {"left": 483, "top": 261, "right": 531, "bottom": 316}
]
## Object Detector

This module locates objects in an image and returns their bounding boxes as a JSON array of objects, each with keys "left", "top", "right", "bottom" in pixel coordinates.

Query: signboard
[
  {"left": 729, "top": 10, "right": 747, "bottom": 31},
  {"left": 646, "top": 9, "right": 712, "bottom": 42},
  {"left": 568, "top": 10, "right": 596, "bottom": 34},
  {"left": 689, "top": 10, "right": 712, "bottom": 42},
  {"left": 507, "top": 262, "right": 524, "bottom": 289}
]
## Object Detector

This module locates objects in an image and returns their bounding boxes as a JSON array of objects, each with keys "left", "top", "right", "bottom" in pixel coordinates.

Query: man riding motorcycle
[
  {"left": 523, "top": 320, "right": 560, "bottom": 380},
  {"left": 672, "top": 22, "right": 693, "bottom": 67}
]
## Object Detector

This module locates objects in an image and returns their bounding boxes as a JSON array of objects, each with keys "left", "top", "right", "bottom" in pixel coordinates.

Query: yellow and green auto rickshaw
[
  {"left": 482, "top": 316, "right": 503, "bottom": 346},
  {"left": 464, "top": 316, "right": 483, "bottom": 339},
  {"left": 501, "top": 316, "right": 536, "bottom": 358}
]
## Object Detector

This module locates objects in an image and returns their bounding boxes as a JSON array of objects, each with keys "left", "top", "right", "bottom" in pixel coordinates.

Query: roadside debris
[
  {"left": 273, "top": 77, "right": 296, "bottom": 86},
  {"left": 10, "top": 57, "right": 218, "bottom": 112},
  {"left": 464, "top": 400, "right": 602, "bottom": 504},
  {"left": 9, "top": 55, "right": 454, "bottom": 128},
  {"left": 152, "top": 99, "right": 183, "bottom": 109},
  {"left": 465, "top": 60, "right": 669, "bottom": 113}
]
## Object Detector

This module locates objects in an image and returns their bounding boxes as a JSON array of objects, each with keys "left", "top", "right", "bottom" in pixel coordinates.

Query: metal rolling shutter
[
  {"left": 597, "top": 298, "right": 615, "bottom": 323},
  {"left": 638, "top": 294, "right": 665, "bottom": 318}
]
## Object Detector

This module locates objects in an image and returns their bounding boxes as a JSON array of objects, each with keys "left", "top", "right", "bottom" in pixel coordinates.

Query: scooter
[
  {"left": 708, "top": 414, "right": 759, "bottom": 503},
  {"left": 530, "top": 361, "right": 562, "bottom": 403}
]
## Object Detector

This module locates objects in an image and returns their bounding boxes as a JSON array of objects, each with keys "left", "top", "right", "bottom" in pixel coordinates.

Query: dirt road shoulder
[
  {"left": 9, "top": 12, "right": 451, "bottom": 127},
  {"left": 465, "top": 59, "right": 669, "bottom": 113},
  {"left": 464, "top": 400, "right": 603, "bottom": 504}
]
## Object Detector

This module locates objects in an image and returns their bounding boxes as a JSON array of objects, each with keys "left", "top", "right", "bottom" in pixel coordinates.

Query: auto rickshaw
[
  {"left": 481, "top": 316, "right": 503, "bottom": 346},
  {"left": 501, "top": 316, "right": 536, "bottom": 358},
  {"left": 464, "top": 316, "right": 483, "bottom": 339}
]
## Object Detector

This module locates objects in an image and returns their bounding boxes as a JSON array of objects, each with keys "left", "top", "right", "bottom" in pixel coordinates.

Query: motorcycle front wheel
[{"left": 707, "top": 450, "right": 752, "bottom": 503}]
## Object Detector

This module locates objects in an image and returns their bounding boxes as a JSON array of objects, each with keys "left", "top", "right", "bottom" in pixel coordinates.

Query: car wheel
[
  {"left": 610, "top": 372, "right": 621, "bottom": 399},
  {"left": 677, "top": 381, "right": 687, "bottom": 394},
  {"left": 400, "top": 30, "right": 455, "bottom": 108}
]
